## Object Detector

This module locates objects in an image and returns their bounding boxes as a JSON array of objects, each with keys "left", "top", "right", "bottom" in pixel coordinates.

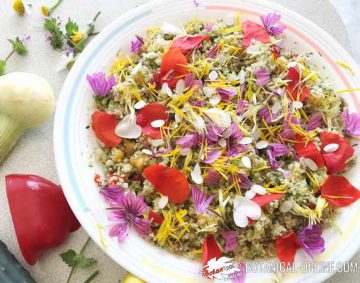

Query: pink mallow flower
[
  {"left": 100, "top": 185, "right": 124, "bottom": 205},
  {"left": 108, "top": 192, "right": 151, "bottom": 242},
  {"left": 254, "top": 67, "right": 271, "bottom": 86},
  {"left": 87, "top": 72, "right": 116, "bottom": 97},
  {"left": 297, "top": 224, "right": 325, "bottom": 258},
  {"left": 341, "top": 109, "right": 360, "bottom": 137},
  {"left": 260, "top": 12, "right": 287, "bottom": 36},
  {"left": 221, "top": 230, "right": 238, "bottom": 252},
  {"left": 191, "top": 185, "right": 216, "bottom": 214}
]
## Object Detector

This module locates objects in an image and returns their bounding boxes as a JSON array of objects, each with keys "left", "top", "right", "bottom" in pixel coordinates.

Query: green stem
[
  {"left": 83, "top": 270, "right": 99, "bottom": 283},
  {"left": 4, "top": 50, "right": 15, "bottom": 62},
  {"left": 0, "top": 114, "right": 25, "bottom": 164},
  {"left": 49, "top": 0, "right": 63, "bottom": 14},
  {"left": 65, "top": 237, "right": 92, "bottom": 283}
]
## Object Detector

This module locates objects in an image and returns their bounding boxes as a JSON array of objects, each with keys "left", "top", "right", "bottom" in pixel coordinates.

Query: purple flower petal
[
  {"left": 206, "top": 44, "right": 218, "bottom": 58},
  {"left": 269, "top": 143, "right": 291, "bottom": 157},
  {"left": 204, "top": 169, "right": 221, "bottom": 185},
  {"left": 267, "top": 149, "right": 279, "bottom": 169},
  {"left": 130, "top": 35, "right": 144, "bottom": 53},
  {"left": 204, "top": 150, "right": 222, "bottom": 163},
  {"left": 87, "top": 72, "right": 116, "bottom": 97},
  {"left": 236, "top": 99, "right": 249, "bottom": 115},
  {"left": 260, "top": 12, "right": 287, "bottom": 36},
  {"left": 100, "top": 185, "right": 124, "bottom": 205},
  {"left": 258, "top": 107, "right": 277, "bottom": 124},
  {"left": 306, "top": 112, "right": 323, "bottom": 131},
  {"left": 189, "top": 99, "right": 206, "bottom": 107},
  {"left": 298, "top": 224, "right": 325, "bottom": 258},
  {"left": 342, "top": 109, "right": 360, "bottom": 137},
  {"left": 221, "top": 231, "right": 238, "bottom": 252},
  {"left": 216, "top": 87, "right": 236, "bottom": 101},
  {"left": 184, "top": 73, "right": 203, "bottom": 92},
  {"left": 133, "top": 217, "right": 151, "bottom": 237},
  {"left": 230, "top": 173, "right": 252, "bottom": 189},
  {"left": 176, "top": 133, "right": 201, "bottom": 148},
  {"left": 191, "top": 185, "right": 216, "bottom": 214},
  {"left": 254, "top": 67, "right": 271, "bottom": 86},
  {"left": 205, "top": 123, "right": 224, "bottom": 142},
  {"left": 109, "top": 221, "right": 129, "bottom": 242}
]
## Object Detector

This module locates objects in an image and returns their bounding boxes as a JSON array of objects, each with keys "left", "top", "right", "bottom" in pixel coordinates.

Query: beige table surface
[{"left": 0, "top": 0, "right": 358, "bottom": 282}]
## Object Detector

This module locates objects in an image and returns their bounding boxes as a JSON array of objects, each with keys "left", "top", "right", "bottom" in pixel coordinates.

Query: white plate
[{"left": 54, "top": 0, "right": 360, "bottom": 282}]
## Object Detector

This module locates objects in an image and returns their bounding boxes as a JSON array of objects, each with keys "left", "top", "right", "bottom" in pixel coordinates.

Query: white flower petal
[
  {"left": 175, "top": 79, "right": 185, "bottom": 92},
  {"left": 251, "top": 184, "right": 266, "bottom": 195},
  {"left": 151, "top": 119, "right": 165, "bottom": 128},
  {"left": 241, "top": 156, "right": 252, "bottom": 169},
  {"left": 115, "top": 115, "right": 142, "bottom": 139},
  {"left": 233, "top": 206, "right": 249, "bottom": 228},
  {"left": 205, "top": 108, "right": 232, "bottom": 128},
  {"left": 161, "top": 83, "right": 173, "bottom": 97},
  {"left": 203, "top": 86, "right": 216, "bottom": 97},
  {"left": 209, "top": 94, "right": 221, "bottom": 105},
  {"left": 191, "top": 163, "right": 203, "bottom": 184},
  {"left": 218, "top": 138, "right": 227, "bottom": 148},
  {"left": 292, "top": 101, "right": 303, "bottom": 109},
  {"left": 233, "top": 196, "right": 261, "bottom": 227},
  {"left": 158, "top": 195, "right": 169, "bottom": 209},
  {"left": 208, "top": 70, "right": 218, "bottom": 81},
  {"left": 161, "top": 22, "right": 183, "bottom": 35},
  {"left": 142, "top": 149, "right": 153, "bottom": 155},
  {"left": 151, "top": 139, "right": 164, "bottom": 147},
  {"left": 280, "top": 200, "right": 292, "bottom": 213},
  {"left": 255, "top": 140, "right": 269, "bottom": 149},
  {"left": 245, "top": 190, "right": 256, "bottom": 199},
  {"left": 134, "top": 100, "right": 146, "bottom": 110},
  {"left": 300, "top": 157, "right": 318, "bottom": 171},
  {"left": 271, "top": 101, "right": 282, "bottom": 114},
  {"left": 240, "top": 137, "right": 253, "bottom": 145},
  {"left": 323, "top": 143, "right": 339, "bottom": 153},
  {"left": 131, "top": 62, "right": 142, "bottom": 75}
]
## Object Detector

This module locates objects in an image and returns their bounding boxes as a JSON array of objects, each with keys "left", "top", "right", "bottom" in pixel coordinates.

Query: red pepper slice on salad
[
  {"left": 171, "top": 35, "right": 210, "bottom": 53},
  {"left": 160, "top": 48, "right": 188, "bottom": 87},
  {"left": 149, "top": 210, "right": 164, "bottom": 225},
  {"left": 320, "top": 131, "right": 354, "bottom": 174},
  {"left": 321, "top": 175, "right": 360, "bottom": 207},
  {"left": 202, "top": 234, "right": 222, "bottom": 266},
  {"left": 242, "top": 21, "right": 270, "bottom": 47},
  {"left": 252, "top": 193, "right": 284, "bottom": 207},
  {"left": 91, "top": 110, "right": 121, "bottom": 147},
  {"left": 285, "top": 67, "right": 311, "bottom": 102},
  {"left": 294, "top": 135, "right": 325, "bottom": 168},
  {"left": 275, "top": 231, "right": 300, "bottom": 266},
  {"left": 143, "top": 165, "right": 190, "bottom": 203},
  {"left": 136, "top": 103, "right": 168, "bottom": 139},
  {"left": 5, "top": 174, "right": 80, "bottom": 265}
]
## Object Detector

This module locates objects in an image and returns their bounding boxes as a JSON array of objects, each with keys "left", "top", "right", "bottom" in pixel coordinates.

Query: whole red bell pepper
[{"left": 5, "top": 174, "right": 80, "bottom": 265}]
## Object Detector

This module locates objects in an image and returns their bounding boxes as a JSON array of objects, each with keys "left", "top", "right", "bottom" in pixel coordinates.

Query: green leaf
[
  {"left": 65, "top": 19, "right": 79, "bottom": 36},
  {"left": 0, "top": 60, "right": 6, "bottom": 76},
  {"left": 60, "top": 249, "right": 97, "bottom": 269},
  {"left": 8, "top": 37, "right": 27, "bottom": 55},
  {"left": 44, "top": 18, "right": 65, "bottom": 50}
]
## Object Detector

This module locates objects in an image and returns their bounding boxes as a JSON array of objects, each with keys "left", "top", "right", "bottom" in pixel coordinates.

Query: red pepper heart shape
[
  {"left": 276, "top": 231, "right": 300, "bottom": 266},
  {"left": 143, "top": 165, "right": 190, "bottom": 203},
  {"left": 242, "top": 21, "right": 270, "bottom": 47},
  {"left": 5, "top": 174, "right": 80, "bottom": 265},
  {"left": 160, "top": 48, "right": 188, "bottom": 87},
  {"left": 136, "top": 103, "right": 168, "bottom": 139},
  {"left": 320, "top": 131, "right": 354, "bottom": 174},
  {"left": 91, "top": 110, "right": 121, "bottom": 147},
  {"left": 202, "top": 234, "right": 222, "bottom": 266},
  {"left": 171, "top": 35, "right": 210, "bottom": 53},
  {"left": 321, "top": 175, "right": 360, "bottom": 207},
  {"left": 285, "top": 67, "right": 311, "bottom": 102}
]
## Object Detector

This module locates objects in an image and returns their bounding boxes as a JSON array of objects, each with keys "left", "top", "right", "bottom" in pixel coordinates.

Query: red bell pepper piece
[
  {"left": 136, "top": 103, "right": 168, "bottom": 139},
  {"left": 275, "top": 231, "right": 300, "bottom": 266},
  {"left": 321, "top": 175, "right": 360, "bottom": 207},
  {"left": 149, "top": 210, "right": 164, "bottom": 225},
  {"left": 143, "top": 165, "right": 190, "bottom": 203},
  {"left": 5, "top": 174, "right": 80, "bottom": 265},
  {"left": 202, "top": 234, "right": 222, "bottom": 266},
  {"left": 294, "top": 135, "right": 325, "bottom": 168},
  {"left": 285, "top": 67, "right": 310, "bottom": 102},
  {"left": 320, "top": 131, "right": 354, "bottom": 174},
  {"left": 91, "top": 110, "right": 121, "bottom": 147},
  {"left": 171, "top": 35, "right": 210, "bottom": 53},
  {"left": 160, "top": 48, "right": 188, "bottom": 87},
  {"left": 242, "top": 21, "right": 270, "bottom": 47}
]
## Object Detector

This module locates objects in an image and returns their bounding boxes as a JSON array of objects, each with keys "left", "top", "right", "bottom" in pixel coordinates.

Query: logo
[{"left": 201, "top": 257, "right": 245, "bottom": 281}]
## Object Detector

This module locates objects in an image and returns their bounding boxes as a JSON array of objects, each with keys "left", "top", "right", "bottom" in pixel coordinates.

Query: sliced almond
[
  {"left": 151, "top": 119, "right": 165, "bottom": 128},
  {"left": 323, "top": 143, "right": 339, "bottom": 153}
]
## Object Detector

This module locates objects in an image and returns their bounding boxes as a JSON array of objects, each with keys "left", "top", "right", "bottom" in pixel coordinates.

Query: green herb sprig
[
  {"left": 60, "top": 237, "right": 99, "bottom": 283},
  {"left": 44, "top": 12, "right": 101, "bottom": 70},
  {"left": 0, "top": 36, "right": 29, "bottom": 76}
]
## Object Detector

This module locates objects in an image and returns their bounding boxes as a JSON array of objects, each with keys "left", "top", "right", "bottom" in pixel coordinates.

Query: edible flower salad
[{"left": 88, "top": 12, "right": 360, "bottom": 267}]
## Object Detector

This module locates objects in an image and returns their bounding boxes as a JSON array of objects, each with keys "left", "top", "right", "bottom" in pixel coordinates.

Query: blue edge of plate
[{"left": 64, "top": 9, "right": 153, "bottom": 212}]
